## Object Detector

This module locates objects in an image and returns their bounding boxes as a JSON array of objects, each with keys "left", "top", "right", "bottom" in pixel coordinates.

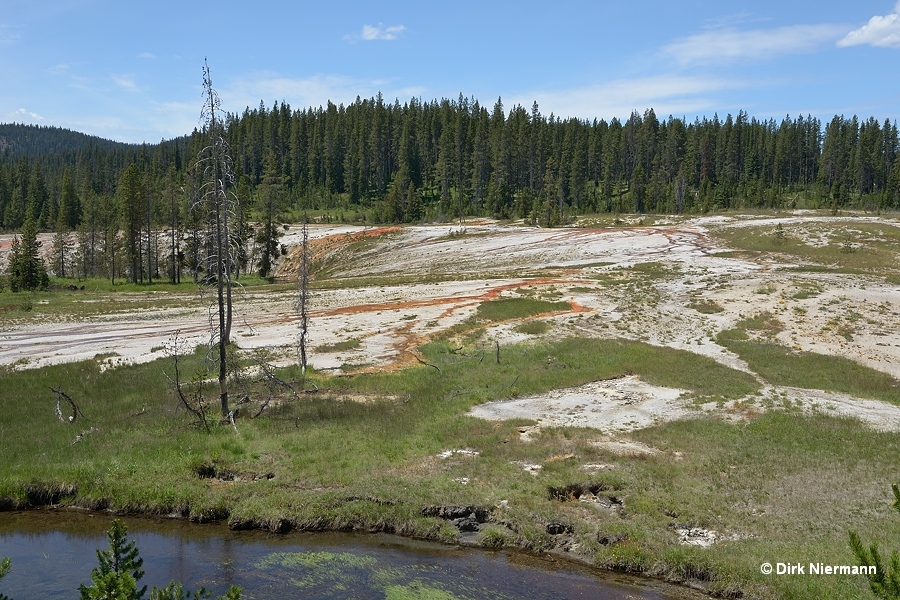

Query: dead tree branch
[
  {"left": 411, "top": 351, "right": 442, "bottom": 374},
  {"left": 164, "top": 332, "right": 210, "bottom": 432},
  {"left": 50, "top": 387, "right": 89, "bottom": 423},
  {"left": 250, "top": 350, "right": 299, "bottom": 418},
  {"left": 72, "top": 427, "right": 98, "bottom": 444}
]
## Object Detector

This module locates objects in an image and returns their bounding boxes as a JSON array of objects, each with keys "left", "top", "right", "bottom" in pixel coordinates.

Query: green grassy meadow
[
  {"left": 4, "top": 216, "right": 900, "bottom": 599},
  {"left": 2, "top": 325, "right": 899, "bottom": 598},
  {"left": 710, "top": 219, "right": 900, "bottom": 279}
]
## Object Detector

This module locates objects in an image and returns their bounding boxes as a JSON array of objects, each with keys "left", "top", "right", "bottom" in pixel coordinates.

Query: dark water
[{"left": 0, "top": 510, "right": 693, "bottom": 599}]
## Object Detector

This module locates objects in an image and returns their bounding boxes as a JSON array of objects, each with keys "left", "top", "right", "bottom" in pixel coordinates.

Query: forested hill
[
  {"left": 0, "top": 124, "right": 135, "bottom": 157},
  {"left": 1, "top": 96, "right": 899, "bottom": 235}
]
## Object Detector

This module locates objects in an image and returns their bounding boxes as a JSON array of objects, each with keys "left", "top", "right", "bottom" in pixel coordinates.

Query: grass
[
  {"left": 720, "top": 335, "right": 900, "bottom": 403},
  {"left": 631, "top": 413, "right": 900, "bottom": 599},
  {"left": 513, "top": 320, "right": 551, "bottom": 335},
  {"left": 315, "top": 338, "right": 362, "bottom": 353},
  {"left": 688, "top": 298, "right": 724, "bottom": 314},
  {"left": 626, "top": 261, "right": 682, "bottom": 279},
  {"left": 1, "top": 329, "right": 896, "bottom": 598},
  {"left": 0, "top": 275, "right": 278, "bottom": 322},
  {"left": 717, "top": 313, "right": 900, "bottom": 404},
  {"left": 474, "top": 297, "right": 572, "bottom": 322},
  {"left": 5, "top": 214, "right": 900, "bottom": 598},
  {"left": 791, "top": 282, "right": 824, "bottom": 299},
  {"left": 710, "top": 220, "right": 900, "bottom": 277},
  {"left": 1, "top": 335, "right": 761, "bottom": 508}
]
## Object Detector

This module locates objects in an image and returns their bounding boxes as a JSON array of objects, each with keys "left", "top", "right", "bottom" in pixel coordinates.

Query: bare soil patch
[
  {"left": 3, "top": 213, "right": 899, "bottom": 431},
  {"left": 469, "top": 375, "right": 690, "bottom": 434}
]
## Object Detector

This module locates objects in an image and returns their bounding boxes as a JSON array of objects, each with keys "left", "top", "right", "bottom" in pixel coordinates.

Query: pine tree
[
  {"left": 59, "top": 167, "right": 81, "bottom": 230},
  {"left": 77, "top": 520, "right": 242, "bottom": 600},
  {"left": 255, "top": 150, "right": 284, "bottom": 277},
  {"left": 26, "top": 163, "right": 47, "bottom": 227},
  {"left": 76, "top": 183, "right": 102, "bottom": 279},
  {"left": 0, "top": 556, "right": 11, "bottom": 600},
  {"left": 164, "top": 165, "right": 183, "bottom": 284},
  {"left": 7, "top": 217, "right": 49, "bottom": 292},
  {"left": 51, "top": 168, "right": 80, "bottom": 278},
  {"left": 102, "top": 190, "right": 122, "bottom": 285},
  {"left": 78, "top": 519, "right": 146, "bottom": 600},
  {"left": 51, "top": 222, "right": 72, "bottom": 278},
  {"left": 119, "top": 164, "right": 144, "bottom": 284},
  {"left": 850, "top": 484, "right": 900, "bottom": 599}
]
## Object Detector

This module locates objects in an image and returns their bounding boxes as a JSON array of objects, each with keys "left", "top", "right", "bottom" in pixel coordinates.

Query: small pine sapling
[{"left": 850, "top": 484, "right": 900, "bottom": 599}]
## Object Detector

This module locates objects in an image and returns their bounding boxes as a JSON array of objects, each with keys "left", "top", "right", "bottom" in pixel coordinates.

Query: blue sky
[{"left": 2, "top": 0, "right": 899, "bottom": 143}]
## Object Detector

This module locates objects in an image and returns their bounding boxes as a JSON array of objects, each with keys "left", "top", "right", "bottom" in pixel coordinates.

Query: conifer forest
[{"left": 1, "top": 96, "right": 898, "bottom": 281}]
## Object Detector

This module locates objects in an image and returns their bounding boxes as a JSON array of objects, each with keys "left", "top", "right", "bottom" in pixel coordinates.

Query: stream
[{"left": 0, "top": 510, "right": 697, "bottom": 599}]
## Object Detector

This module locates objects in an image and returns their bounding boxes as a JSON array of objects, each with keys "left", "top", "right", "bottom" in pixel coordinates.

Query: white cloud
[
  {"left": 139, "top": 52, "right": 156, "bottom": 59},
  {"left": 148, "top": 101, "right": 200, "bottom": 140},
  {"left": 111, "top": 74, "right": 138, "bottom": 91},
  {"left": 664, "top": 24, "right": 846, "bottom": 65},
  {"left": 46, "top": 63, "right": 71, "bottom": 75},
  {"left": 0, "top": 24, "right": 20, "bottom": 45},
  {"left": 345, "top": 23, "right": 406, "bottom": 42},
  {"left": 10, "top": 108, "right": 45, "bottom": 122},
  {"left": 838, "top": 2, "right": 900, "bottom": 48},
  {"left": 220, "top": 71, "right": 425, "bottom": 114},
  {"left": 507, "top": 75, "right": 751, "bottom": 122}
]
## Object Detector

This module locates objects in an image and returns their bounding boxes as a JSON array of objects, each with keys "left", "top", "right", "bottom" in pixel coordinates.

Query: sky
[{"left": 2, "top": 0, "right": 899, "bottom": 144}]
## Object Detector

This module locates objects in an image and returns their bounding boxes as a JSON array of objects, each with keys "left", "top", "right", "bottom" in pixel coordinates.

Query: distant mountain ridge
[{"left": 0, "top": 123, "right": 135, "bottom": 156}]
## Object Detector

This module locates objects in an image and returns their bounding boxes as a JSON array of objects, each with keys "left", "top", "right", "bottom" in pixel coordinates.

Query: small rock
[
  {"left": 597, "top": 532, "right": 628, "bottom": 546},
  {"left": 454, "top": 517, "right": 481, "bottom": 532},
  {"left": 546, "top": 521, "right": 574, "bottom": 535}
]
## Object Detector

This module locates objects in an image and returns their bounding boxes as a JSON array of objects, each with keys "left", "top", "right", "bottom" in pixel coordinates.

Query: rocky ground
[{"left": 2, "top": 213, "right": 899, "bottom": 433}]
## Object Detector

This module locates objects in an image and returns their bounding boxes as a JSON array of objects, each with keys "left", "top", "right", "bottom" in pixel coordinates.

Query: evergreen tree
[
  {"left": 163, "top": 165, "right": 183, "bottom": 284},
  {"left": 631, "top": 163, "right": 647, "bottom": 213},
  {"left": 58, "top": 167, "right": 81, "bottom": 230},
  {"left": 143, "top": 171, "right": 157, "bottom": 284},
  {"left": 76, "top": 183, "right": 102, "bottom": 278},
  {"left": 0, "top": 556, "right": 11, "bottom": 600},
  {"left": 52, "top": 207, "right": 73, "bottom": 278},
  {"left": 26, "top": 163, "right": 47, "bottom": 227},
  {"left": 119, "top": 164, "right": 144, "bottom": 284},
  {"left": 255, "top": 150, "right": 284, "bottom": 277},
  {"left": 102, "top": 190, "right": 122, "bottom": 284},
  {"left": 7, "top": 217, "right": 49, "bottom": 292},
  {"left": 78, "top": 520, "right": 241, "bottom": 600},
  {"left": 850, "top": 484, "right": 900, "bottom": 599},
  {"left": 1, "top": 100, "right": 899, "bottom": 226},
  {"left": 79, "top": 520, "right": 146, "bottom": 600}
]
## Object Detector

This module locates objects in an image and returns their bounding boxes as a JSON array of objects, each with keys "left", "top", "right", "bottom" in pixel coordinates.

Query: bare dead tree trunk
[
  {"left": 216, "top": 199, "right": 228, "bottom": 416},
  {"left": 169, "top": 173, "right": 180, "bottom": 284},
  {"left": 298, "top": 211, "right": 309, "bottom": 375},
  {"left": 196, "top": 59, "right": 240, "bottom": 418},
  {"left": 145, "top": 177, "right": 153, "bottom": 285}
]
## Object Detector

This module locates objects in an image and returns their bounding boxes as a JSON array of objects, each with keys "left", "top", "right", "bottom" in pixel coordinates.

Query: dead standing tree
[
  {"left": 193, "top": 60, "right": 240, "bottom": 419},
  {"left": 296, "top": 212, "right": 310, "bottom": 375}
]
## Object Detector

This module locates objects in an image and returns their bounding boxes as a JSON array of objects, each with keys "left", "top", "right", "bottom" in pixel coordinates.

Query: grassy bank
[
  {"left": 0, "top": 275, "right": 277, "bottom": 322},
  {"left": 3, "top": 332, "right": 899, "bottom": 599},
  {"left": 709, "top": 218, "right": 900, "bottom": 279},
  {"left": 718, "top": 313, "right": 900, "bottom": 403}
]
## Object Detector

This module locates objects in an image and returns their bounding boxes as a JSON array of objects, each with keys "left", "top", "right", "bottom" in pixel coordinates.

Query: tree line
[{"left": 1, "top": 97, "right": 899, "bottom": 280}]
